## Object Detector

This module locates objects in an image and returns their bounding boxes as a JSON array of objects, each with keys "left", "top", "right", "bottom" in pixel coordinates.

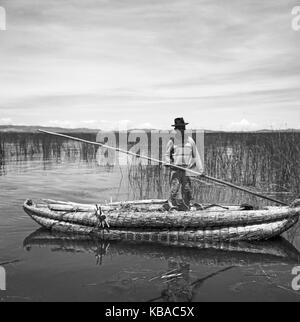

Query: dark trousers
[{"left": 169, "top": 170, "right": 192, "bottom": 210}]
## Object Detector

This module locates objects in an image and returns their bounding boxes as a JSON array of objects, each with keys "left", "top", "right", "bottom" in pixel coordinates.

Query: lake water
[{"left": 0, "top": 132, "right": 300, "bottom": 302}]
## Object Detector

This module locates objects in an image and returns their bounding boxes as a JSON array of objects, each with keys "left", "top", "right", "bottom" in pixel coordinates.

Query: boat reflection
[
  {"left": 23, "top": 229, "right": 300, "bottom": 302},
  {"left": 24, "top": 229, "right": 300, "bottom": 268}
]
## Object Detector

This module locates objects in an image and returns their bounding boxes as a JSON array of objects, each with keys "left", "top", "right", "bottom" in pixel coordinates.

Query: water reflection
[
  {"left": 24, "top": 229, "right": 300, "bottom": 267},
  {"left": 149, "top": 262, "right": 235, "bottom": 302},
  {"left": 23, "top": 229, "right": 300, "bottom": 302}
]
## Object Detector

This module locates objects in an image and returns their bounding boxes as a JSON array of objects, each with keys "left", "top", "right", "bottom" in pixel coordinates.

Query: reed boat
[{"left": 23, "top": 199, "right": 300, "bottom": 242}]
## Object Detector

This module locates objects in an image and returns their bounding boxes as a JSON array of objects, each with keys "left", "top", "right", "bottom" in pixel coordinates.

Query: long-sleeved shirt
[{"left": 165, "top": 136, "right": 204, "bottom": 176}]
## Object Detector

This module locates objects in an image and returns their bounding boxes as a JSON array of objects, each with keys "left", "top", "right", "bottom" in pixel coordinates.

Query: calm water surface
[{"left": 0, "top": 133, "right": 300, "bottom": 302}]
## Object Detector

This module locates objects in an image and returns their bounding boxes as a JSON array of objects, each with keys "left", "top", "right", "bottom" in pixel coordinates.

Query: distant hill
[
  {"left": 256, "top": 129, "right": 300, "bottom": 133},
  {"left": 0, "top": 125, "right": 299, "bottom": 134},
  {"left": 0, "top": 125, "right": 99, "bottom": 133}
]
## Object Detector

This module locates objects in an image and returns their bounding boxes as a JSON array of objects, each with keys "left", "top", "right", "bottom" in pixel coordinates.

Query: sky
[{"left": 0, "top": 0, "right": 299, "bottom": 131}]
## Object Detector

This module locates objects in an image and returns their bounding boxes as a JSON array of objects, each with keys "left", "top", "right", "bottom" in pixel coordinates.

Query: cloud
[
  {"left": 46, "top": 120, "right": 75, "bottom": 128},
  {"left": 227, "top": 119, "right": 259, "bottom": 131},
  {"left": 44, "top": 119, "right": 141, "bottom": 130},
  {"left": 0, "top": 0, "right": 299, "bottom": 130},
  {"left": 0, "top": 118, "right": 13, "bottom": 125},
  {"left": 136, "top": 122, "right": 154, "bottom": 129}
]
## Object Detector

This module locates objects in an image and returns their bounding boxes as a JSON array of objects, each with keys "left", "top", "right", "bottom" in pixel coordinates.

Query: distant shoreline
[
  {"left": 0, "top": 125, "right": 99, "bottom": 134},
  {"left": 0, "top": 125, "right": 299, "bottom": 134}
]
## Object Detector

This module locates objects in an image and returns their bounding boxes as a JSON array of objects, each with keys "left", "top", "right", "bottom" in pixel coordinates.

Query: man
[{"left": 165, "top": 118, "right": 204, "bottom": 211}]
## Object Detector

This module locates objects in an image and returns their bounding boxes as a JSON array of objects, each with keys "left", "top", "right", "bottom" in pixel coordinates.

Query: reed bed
[
  {"left": 1, "top": 131, "right": 299, "bottom": 202},
  {"left": 205, "top": 132, "right": 300, "bottom": 196}
]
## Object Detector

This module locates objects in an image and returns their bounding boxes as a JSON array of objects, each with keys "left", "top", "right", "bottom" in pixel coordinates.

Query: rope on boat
[
  {"left": 95, "top": 204, "right": 110, "bottom": 230},
  {"left": 290, "top": 199, "right": 300, "bottom": 208}
]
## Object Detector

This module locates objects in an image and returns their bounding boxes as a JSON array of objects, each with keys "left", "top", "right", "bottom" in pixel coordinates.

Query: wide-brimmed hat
[{"left": 171, "top": 117, "right": 189, "bottom": 129}]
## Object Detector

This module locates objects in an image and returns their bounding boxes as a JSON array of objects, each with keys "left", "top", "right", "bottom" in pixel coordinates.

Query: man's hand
[
  {"left": 187, "top": 162, "right": 205, "bottom": 176},
  {"left": 187, "top": 162, "right": 196, "bottom": 169},
  {"left": 164, "top": 163, "right": 177, "bottom": 171}
]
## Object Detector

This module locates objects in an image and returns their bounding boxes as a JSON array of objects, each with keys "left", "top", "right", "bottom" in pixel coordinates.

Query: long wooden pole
[{"left": 38, "top": 129, "right": 288, "bottom": 206}]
